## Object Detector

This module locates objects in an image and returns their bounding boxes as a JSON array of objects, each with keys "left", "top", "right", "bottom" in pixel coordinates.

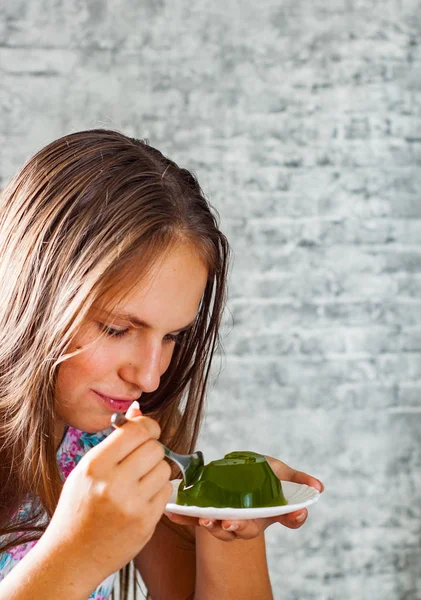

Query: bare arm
[
  {"left": 0, "top": 408, "right": 172, "bottom": 599},
  {"left": 135, "top": 517, "right": 272, "bottom": 600},
  {"left": 0, "top": 535, "right": 98, "bottom": 600},
  {"left": 195, "top": 528, "right": 272, "bottom": 600},
  {"left": 155, "top": 456, "right": 324, "bottom": 600}
]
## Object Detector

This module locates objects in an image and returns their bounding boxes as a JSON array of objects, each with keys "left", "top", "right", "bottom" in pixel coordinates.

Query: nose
[{"left": 118, "top": 340, "right": 162, "bottom": 394}]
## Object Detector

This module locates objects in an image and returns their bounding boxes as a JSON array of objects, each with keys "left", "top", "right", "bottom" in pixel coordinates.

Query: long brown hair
[{"left": 0, "top": 129, "right": 230, "bottom": 598}]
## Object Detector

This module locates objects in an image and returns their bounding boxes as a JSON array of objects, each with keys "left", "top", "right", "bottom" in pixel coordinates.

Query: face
[{"left": 54, "top": 243, "right": 208, "bottom": 441}]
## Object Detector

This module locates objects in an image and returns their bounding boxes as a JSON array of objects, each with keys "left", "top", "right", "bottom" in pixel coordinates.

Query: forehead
[{"left": 94, "top": 243, "right": 209, "bottom": 329}]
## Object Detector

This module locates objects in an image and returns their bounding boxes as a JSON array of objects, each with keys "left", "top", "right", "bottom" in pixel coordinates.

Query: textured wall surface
[{"left": 1, "top": 1, "right": 421, "bottom": 598}]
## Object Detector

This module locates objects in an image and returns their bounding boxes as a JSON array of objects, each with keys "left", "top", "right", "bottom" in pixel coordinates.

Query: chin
[
  {"left": 65, "top": 416, "right": 112, "bottom": 434},
  {"left": 86, "top": 420, "right": 113, "bottom": 433}
]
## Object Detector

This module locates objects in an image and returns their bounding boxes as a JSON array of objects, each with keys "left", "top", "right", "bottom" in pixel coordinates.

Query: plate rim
[{"left": 165, "top": 479, "right": 320, "bottom": 520}]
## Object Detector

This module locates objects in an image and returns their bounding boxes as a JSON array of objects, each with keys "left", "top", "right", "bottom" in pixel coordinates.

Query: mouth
[{"left": 92, "top": 390, "right": 138, "bottom": 412}]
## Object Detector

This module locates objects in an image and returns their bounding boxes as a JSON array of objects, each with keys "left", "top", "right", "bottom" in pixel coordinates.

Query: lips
[
  {"left": 92, "top": 390, "right": 140, "bottom": 414},
  {"left": 93, "top": 390, "right": 138, "bottom": 403}
]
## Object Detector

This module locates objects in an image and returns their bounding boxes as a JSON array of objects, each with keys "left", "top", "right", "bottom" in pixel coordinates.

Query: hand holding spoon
[{"left": 111, "top": 412, "right": 204, "bottom": 487}]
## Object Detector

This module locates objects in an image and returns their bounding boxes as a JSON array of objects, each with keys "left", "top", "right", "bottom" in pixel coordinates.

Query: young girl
[{"left": 0, "top": 129, "right": 323, "bottom": 600}]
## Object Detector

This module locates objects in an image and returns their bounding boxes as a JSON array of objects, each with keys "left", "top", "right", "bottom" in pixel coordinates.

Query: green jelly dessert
[{"left": 176, "top": 451, "right": 288, "bottom": 508}]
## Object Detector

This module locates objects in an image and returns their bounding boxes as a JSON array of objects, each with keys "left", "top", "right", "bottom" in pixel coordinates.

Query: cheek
[
  {"left": 56, "top": 347, "right": 110, "bottom": 392},
  {"left": 56, "top": 357, "right": 89, "bottom": 397}
]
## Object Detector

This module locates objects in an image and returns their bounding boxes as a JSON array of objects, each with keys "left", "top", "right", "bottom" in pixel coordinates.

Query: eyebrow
[{"left": 98, "top": 310, "right": 197, "bottom": 333}]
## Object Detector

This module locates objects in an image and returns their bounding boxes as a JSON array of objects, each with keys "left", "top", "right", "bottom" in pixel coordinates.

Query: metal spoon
[{"left": 111, "top": 412, "right": 204, "bottom": 487}]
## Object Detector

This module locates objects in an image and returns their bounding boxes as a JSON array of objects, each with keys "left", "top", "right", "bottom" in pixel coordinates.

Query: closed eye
[
  {"left": 97, "top": 323, "right": 129, "bottom": 338},
  {"left": 97, "top": 322, "right": 190, "bottom": 343}
]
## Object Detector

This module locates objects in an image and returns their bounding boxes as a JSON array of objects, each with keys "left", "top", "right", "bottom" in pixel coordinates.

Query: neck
[{"left": 54, "top": 421, "right": 66, "bottom": 450}]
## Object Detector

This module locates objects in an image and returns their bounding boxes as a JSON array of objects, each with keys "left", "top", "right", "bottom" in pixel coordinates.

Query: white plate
[{"left": 165, "top": 479, "right": 320, "bottom": 521}]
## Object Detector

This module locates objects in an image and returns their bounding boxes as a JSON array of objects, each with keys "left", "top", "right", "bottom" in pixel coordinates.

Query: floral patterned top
[{"left": 0, "top": 426, "right": 117, "bottom": 599}]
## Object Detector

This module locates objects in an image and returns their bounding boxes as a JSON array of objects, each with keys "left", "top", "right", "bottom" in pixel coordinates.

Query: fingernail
[
  {"left": 129, "top": 400, "right": 140, "bottom": 411},
  {"left": 296, "top": 512, "right": 307, "bottom": 522},
  {"left": 201, "top": 520, "right": 214, "bottom": 528},
  {"left": 222, "top": 523, "right": 238, "bottom": 531}
]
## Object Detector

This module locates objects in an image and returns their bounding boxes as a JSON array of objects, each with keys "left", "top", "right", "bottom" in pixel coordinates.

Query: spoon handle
[
  {"left": 111, "top": 413, "right": 188, "bottom": 469},
  {"left": 110, "top": 412, "right": 129, "bottom": 428},
  {"left": 162, "top": 446, "right": 192, "bottom": 472}
]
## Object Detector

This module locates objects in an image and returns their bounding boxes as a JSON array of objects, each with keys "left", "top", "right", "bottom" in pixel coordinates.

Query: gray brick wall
[{"left": 1, "top": 1, "right": 421, "bottom": 598}]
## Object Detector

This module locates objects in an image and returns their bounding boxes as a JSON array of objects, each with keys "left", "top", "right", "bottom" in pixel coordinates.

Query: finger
[
  {"left": 167, "top": 515, "right": 240, "bottom": 542},
  {"left": 136, "top": 459, "right": 172, "bottom": 502},
  {"left": 139, "top": 483, "right": 173, "bottom": 535},
  {"left": 166, "top": 513, "right": 237, "bottom": 540},
  {"left": 220, "top": 519, "right": 261, "bottom": 539},
  {"left": 198, "top": 518, "right": 216, "bottom": 529},
  {"left": 125, "top": 401, "right": 142, "bottom": 419},
  {"left": 265, "top": 456, "right": 324, "bottom": 493},
  {"left": 198, "top": 521, "right": 237, "bottom": 542},
  {"left": 220, "top": 518, "right": 274, "bottom": 539},
  {"left": 274, "top": 509, "right": 308, "bottom": 529},
  {"left": 220, "top": 520, "right": 245, "bottom": 533},
  {"left": 148, "top": 481, "right": 174, "bottom": 522},
  {"left": 118, "top": 439, "right": 165, "bottom": 479},
  {"left": 164, "top": 512, "right": 200, "bottom": 528},
  {"left": 90, "top": 415, "right": 162, "bottom": 466},
  {"left": 288, "top": 472, "right": 324, "bottom": 493}
]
